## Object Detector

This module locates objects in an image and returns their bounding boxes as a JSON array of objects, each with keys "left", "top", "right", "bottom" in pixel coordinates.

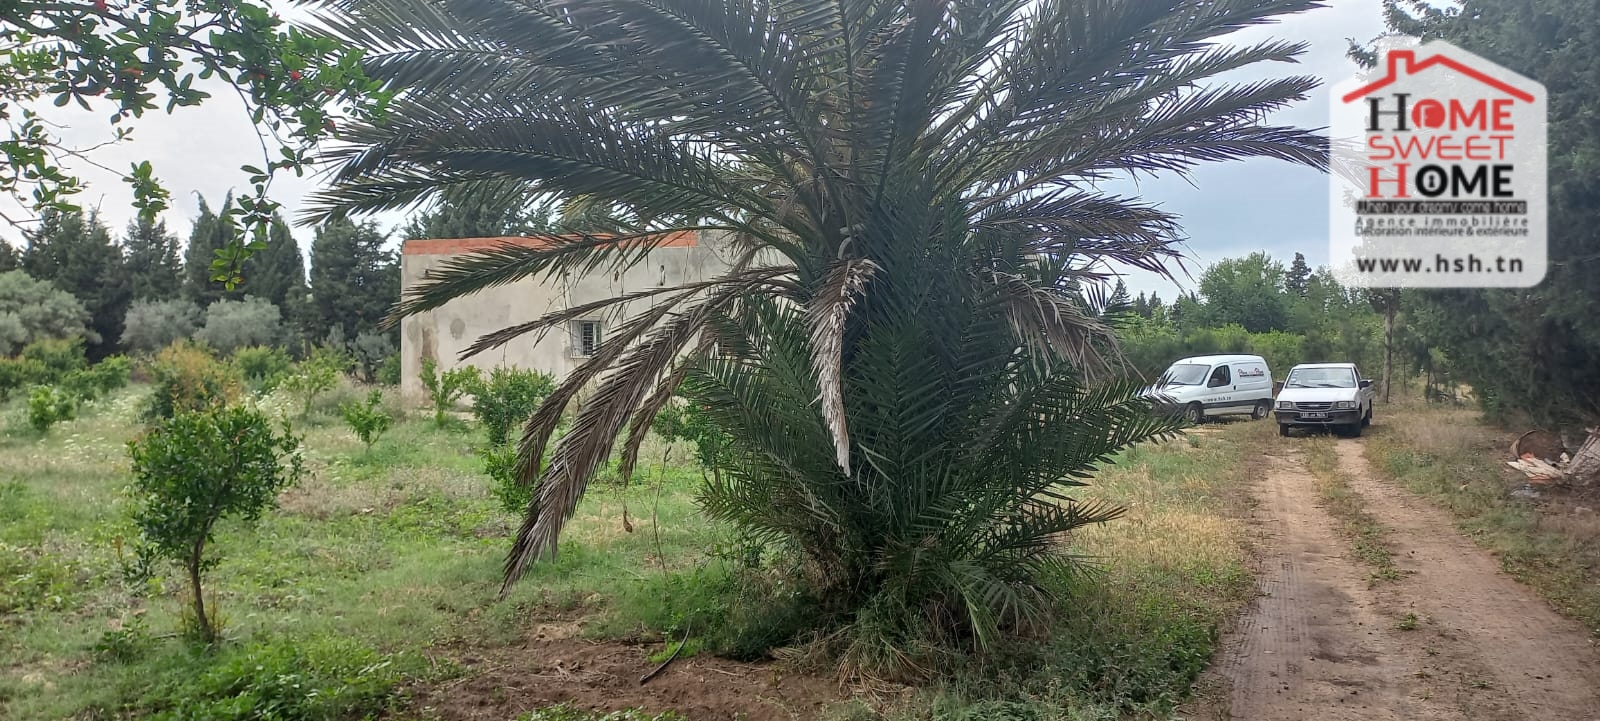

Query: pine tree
[
  {"left": 1108, "top": 279, "right": 1131, "bottom": 310},
  {"left": 20, "top": 210, "right": 131, "bottom": 357},
  {"left": 242, "top": 215, "right": 308, "bottom": 314},
  {"left": 19, "top": 210, "right": 68, "bottom": 280},
  {"left": 1286, "top": 252, "right": 1311, "bottom": 298},
  {"left": 307, "top": 219, "right": 399, "bottom": 344},
  {"left": 1133, "top": 292, "right": 1150, "bottom": 319},
  {"left": 124, "top": 216, "right": 185, "bottom": 301},
  {"left": 184, "top": 195, "right": 240, "bottom": 307},
  {"left": 0, "top": 241, "right": 19, "bottom": 272}
]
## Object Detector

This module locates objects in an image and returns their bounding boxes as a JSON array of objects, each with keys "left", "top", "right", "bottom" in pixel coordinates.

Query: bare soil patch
[
  {"left": 1332, "top": 441, "right": 1600, "bottom": 720},
  {"left": 406, "top": 622, "right": 847, "bottom": 721},
  {"left": 1216, "top": 433, "right": 1600, "bottom": 720},
  {"left": 1216, "top": 449, "right": 1478, "bottom": 720}
]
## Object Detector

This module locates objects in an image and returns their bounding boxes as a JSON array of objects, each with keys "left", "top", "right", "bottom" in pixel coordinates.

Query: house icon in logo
[{"left": 1341, "top": 49, "right": 1536, "bottom": 104}]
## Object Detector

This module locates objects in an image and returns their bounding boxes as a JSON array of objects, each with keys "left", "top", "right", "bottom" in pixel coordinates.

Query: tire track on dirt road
[
  {"left": 1330, "top": 441, "right": 1600, "bottom": 720},
  {"left": 1217, "top": 447, "right": 1522, "bottom": 720}
]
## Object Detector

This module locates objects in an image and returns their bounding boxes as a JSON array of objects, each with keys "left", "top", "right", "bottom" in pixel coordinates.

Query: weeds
[
  {"left": 1304, "top": 439, "right": 1402, "bottom": 583},
  {"left": 139, "top": 637, "right": 412, "bottom": 721},
  {"left": 516, "top": 705, "right": 688, "bottom": 721}
]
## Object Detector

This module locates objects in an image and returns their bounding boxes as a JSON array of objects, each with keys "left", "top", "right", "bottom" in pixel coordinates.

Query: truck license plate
[{"left": 1302, "top": 412, "right": 1328, "bottom": 419}]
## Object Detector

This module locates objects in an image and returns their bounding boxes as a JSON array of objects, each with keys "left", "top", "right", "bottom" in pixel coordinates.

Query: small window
[
  {"left": 571, "top": 320, "right": 602, "bottom": 357},
  {"left": 1208, "top": 365, "right": 1230, "bottom": 387}
]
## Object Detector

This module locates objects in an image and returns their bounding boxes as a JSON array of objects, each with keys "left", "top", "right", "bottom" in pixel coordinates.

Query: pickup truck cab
[{"left": 1274, "top": 362, "right": 1375, "bottom": 437}]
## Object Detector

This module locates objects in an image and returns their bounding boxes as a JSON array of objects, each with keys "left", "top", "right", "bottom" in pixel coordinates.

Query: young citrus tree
[
  {"left": 280, "top": 346, "right": 350, "bottom": 418},
  {"left": 468, "top": 366, "right": 555, "bottom": 446},
  {"left": 418, "top": 357, "right": 478, "bottom": 427},
  {"left": 128, "top": 405, "right": 304, "bottom": 643},
  {"left": 340, "top": 389, "right": 394, "bottom": 453}
]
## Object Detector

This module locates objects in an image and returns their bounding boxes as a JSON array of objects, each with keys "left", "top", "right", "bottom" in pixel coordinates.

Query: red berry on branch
[
  {"left": 289, "top": 70, "right": 302, "bottom": 81},
  {"left": 95, "top": 0, "right": 107, "bottom": 10}
]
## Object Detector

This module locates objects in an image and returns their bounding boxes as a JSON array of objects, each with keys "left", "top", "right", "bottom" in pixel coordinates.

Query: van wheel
[
  {"left": 1278, "top": 423, "right": 1291, "bottom": 437},
  {"left": 1251, "top": 400, "right": 1271, "bottom": 420},
  {"left": 1184, "top": 403, "right": 1204, "bottom": 425}
]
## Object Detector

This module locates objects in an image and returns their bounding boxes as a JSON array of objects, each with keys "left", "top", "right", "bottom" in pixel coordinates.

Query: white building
[{"left": 398, "top": 230, "right": 743, "bottom": 405}]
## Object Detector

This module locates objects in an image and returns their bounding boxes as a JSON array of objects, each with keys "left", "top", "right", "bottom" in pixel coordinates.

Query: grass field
[{"left": 0, "top": 381, "right": 1275, "bottom": 721}]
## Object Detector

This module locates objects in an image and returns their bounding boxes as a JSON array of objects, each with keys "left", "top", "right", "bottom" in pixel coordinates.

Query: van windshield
[
  {"left": 1159, "top": 364, "right": 1210, "bottom": 386},
  {"left": 1285, "top": 367, "right": 1356, "bottom": 389}
]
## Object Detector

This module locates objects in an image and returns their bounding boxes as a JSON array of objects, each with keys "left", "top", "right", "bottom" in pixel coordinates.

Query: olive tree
[{"left": 128, "top": 405, "right": 304, "bottom": 643}]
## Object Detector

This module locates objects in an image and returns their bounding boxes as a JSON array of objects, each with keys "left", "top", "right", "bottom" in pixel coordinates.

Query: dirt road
[{"left": 1216, "top": 437, "right": 1600, "bottom": 721}]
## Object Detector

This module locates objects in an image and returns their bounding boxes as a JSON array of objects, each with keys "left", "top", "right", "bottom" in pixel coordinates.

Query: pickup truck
[{"left": 1273, "top": 362, "right": 1376, "bottom": 438}]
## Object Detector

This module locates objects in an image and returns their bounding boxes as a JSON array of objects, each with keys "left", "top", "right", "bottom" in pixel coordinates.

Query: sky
[{"left": 1, "top": 1, "right": 1390, "bottom": 303}]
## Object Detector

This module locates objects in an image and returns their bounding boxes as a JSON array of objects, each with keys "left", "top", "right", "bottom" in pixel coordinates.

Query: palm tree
[{"left": 307, "top": 0, "right": 1328, "bottom": 672}]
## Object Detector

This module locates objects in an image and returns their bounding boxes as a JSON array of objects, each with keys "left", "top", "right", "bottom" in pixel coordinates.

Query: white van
[{"left": 1145, "top": 354, "right": 1275, "bottom": 424}]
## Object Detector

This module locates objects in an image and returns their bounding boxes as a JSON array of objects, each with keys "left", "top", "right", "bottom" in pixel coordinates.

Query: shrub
[
  {"left": 0, "top": 357, "right": 50, "bottom": 401},
  {"left": 19, "top": 336, "right": 88, "bottom": 377},
  {"left": 481, "top": 443, "right": 526, "bottom": 514},
  {"left": 651, "top": 398, "right": 734, "bottom": 474},
  {"left": 233, "top": 345, "right": 294, "bottom": 392},
  {"left": 377, "top": 352, "right": 402, "bottom": 386},
  {"left": 27, "top": 385, "right": 77, "bottom": 432},
  {"left": 470, "top": 366, "right": 555, "bottom": 446},
  {"left": 340, "top": 389, "right": 395, "bottom": 453},
  {"left": 279, "top": 345, "right": 351, "bottom": 418},
  {"left": 419, "top": 357, "right": 479, "bottom": 427},
  {"left": 141, "top": 341, "right": 243, "bottom": 421},
  {"left": 483, "top": 427, "right": 563, "bottom": 514},
  {"left": 121, "top": 298, "right": 202, "bottom": 354},
  {"left": 128, "top": 405, "right": 305, "bottom": 643},
  {"left": 57, "top": 355, "right": 133, "bottom": 401},
  {"left": 194, "top": 296, "right": 284, "bottom": 354}
]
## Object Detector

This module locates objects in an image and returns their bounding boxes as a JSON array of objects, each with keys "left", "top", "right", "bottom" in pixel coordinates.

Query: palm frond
[
  {"left": 457, "top": 265, "right": 794, "bottom": 359},
  {"left": 808, "top": 257, "right": 877, "bottom": 475},
  {"left": 503, "top": 291, "right": 742, "bottom": 590}
]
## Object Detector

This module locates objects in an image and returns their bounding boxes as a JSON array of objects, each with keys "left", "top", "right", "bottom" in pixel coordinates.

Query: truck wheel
[
  {"left": 1184, "top": 403, "right": 1203, "bottom": 425},
  {"left": 1252, "top": 400, "right": 1271, "bottom": 420},
  {"left": 1344, "top": 422, "right": 1363, "bottom": 438},
  {"left": 1278, "top": 423, "right": 1291, "bottom": 437},
  {"left": 1362, "top": 406, "right": 1372, "bottom": 427}
]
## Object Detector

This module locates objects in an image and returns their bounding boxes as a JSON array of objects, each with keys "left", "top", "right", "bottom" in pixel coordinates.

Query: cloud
[{"left": 1111, "top": 0, "right": 1387, "bottom": 300}]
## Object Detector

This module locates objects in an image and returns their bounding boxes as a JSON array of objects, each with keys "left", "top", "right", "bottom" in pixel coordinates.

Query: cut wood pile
[{"left": 1508, "top": 428, "right": 1600, "bottom": 487}]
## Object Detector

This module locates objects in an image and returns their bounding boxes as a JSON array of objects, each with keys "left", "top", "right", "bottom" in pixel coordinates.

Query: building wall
[{"left": 398, "top": 230, "right": 741, "bottom": 405}]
